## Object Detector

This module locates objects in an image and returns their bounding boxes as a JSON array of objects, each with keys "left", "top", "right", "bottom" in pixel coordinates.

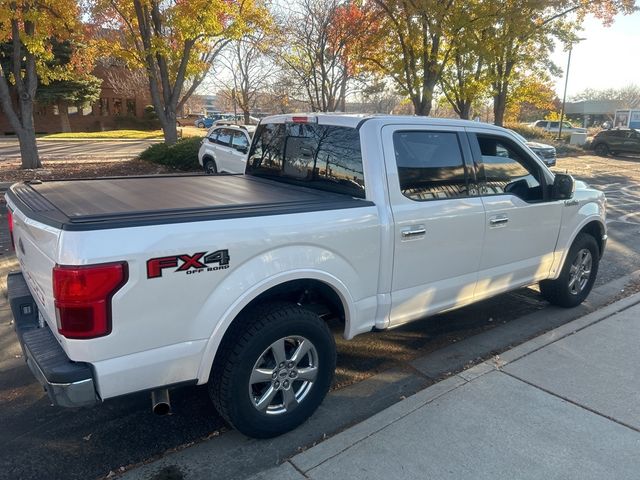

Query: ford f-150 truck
[{"left": 6, "top": 114, "right": 607, "bottom": 438}]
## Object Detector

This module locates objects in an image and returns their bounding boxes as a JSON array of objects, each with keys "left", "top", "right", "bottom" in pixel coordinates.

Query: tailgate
[{"left": 7, "top": 197, "right": 61, "bottom": 332}]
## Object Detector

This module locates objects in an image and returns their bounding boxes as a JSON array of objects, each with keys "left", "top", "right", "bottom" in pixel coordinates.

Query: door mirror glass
[{"left": 552, "top": 173, "right": 575, "bottom": 200}]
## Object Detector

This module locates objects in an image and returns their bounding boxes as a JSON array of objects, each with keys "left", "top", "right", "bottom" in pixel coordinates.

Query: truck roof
[{"left": 259, "top": 113, "right": 508, "bottom": 133}]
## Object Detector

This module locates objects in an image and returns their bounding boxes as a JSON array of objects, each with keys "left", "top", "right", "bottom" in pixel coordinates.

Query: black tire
[
  {"left": 209, "top": 302, "right": 336, "bottom": 438},
  {"left": 594, "top": 143, "right": 609, "bottom": 156},
  {"left": 197, "top": 122, "right": 205, "bottom": 128},
  {"left": 203, "top": 159, "right": 217, "bottom": 175},
  {"left": 539, "top": 233, "right": 599, "bottom": 308}
]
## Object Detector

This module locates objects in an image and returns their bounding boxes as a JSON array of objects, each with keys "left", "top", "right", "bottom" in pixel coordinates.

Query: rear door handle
[
  {"left": 489, "top": 215, "right": 509, "bottom": 226},
  {"left": 401, "top": 226, "right": 426, "bottom": 239}
]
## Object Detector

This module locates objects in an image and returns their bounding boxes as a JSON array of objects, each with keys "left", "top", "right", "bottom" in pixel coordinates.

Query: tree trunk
[
  {"left": 413, "top": 95, "right": 432, "bottom": 116},
  {"left": 59, "top": 101, "right": 71, "bottom": 133},
  {"left": 16, "top": 128, "right": 41, "bottom": 169},
  {"left": 243, "top": 110, "right": 250, "bottom": 124},
  {"left": 162, "top": 120, "right": 178, "bottom": 145},
  {"left": 459, "top": 102, "right": 472, "bottom": 120},
  {"left": 493, "top": 90, "right": 507, "bottom": 126}
]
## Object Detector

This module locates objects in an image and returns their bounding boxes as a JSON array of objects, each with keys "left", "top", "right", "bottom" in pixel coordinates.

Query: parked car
[
  {"left": 195, "top": 114, "right": 233, "bottom": 128},
  {"left": 195, "top": 116, "right": 214, "bottom": 128},
  {"left": 198, "top": 124, "right": 257, "bottom": 174},
  {"left": 591, "top": 128, "right": 640, "bottom": 156},
  {"left": 509, "top": 130, "right": 557, "bottom": 167},
  {"left": 530, "top": 120, "right": 587, "bottom": 134},
  {"left": 6, "top": 114, "right": 607, "bottom": 439}
]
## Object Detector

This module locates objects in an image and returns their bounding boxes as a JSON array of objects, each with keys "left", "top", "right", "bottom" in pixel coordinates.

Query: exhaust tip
[
  {"left": 153, "top": 402, "right": 171, "bottom": 416},
  {"left": 151, "top": 389, "right": 171, "bottom": 416}
]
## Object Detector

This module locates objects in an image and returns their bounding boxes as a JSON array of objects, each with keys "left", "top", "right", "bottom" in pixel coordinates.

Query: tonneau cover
[{"left": 7, "top": 174, "right": 373, "bottom": 231}]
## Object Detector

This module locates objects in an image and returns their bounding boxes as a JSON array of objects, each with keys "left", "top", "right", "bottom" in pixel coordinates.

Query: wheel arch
[
  {"left": 196, "top": 271, "right": 354, "bottom": 384},
  {"left": 578, "top": 220, "right": 606, "bottom": 258},
  {"left": 551, "top": 217, "right": 606, "bottom": 280}
]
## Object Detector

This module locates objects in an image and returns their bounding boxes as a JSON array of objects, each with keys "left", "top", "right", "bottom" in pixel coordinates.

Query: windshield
[{"left": 245, "top": 122, "right": 366, "bottom": 198}]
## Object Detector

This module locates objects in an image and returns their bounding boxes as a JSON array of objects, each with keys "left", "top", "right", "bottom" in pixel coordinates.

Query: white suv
[
  {"left": 198, "top": 124, "right": 256, "bottom": 174},
  {"left": 530, "top": 120, "right": 586, "bottom": 134}
]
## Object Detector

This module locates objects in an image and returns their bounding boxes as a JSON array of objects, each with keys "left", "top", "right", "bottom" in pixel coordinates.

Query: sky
[{"left": 551, "top": 11, "right": 640, "bottom": 100}]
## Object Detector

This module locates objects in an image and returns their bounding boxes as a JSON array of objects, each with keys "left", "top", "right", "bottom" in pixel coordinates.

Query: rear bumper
[{"left": 7, "top": 271, "right": 99, "bottom": 407}]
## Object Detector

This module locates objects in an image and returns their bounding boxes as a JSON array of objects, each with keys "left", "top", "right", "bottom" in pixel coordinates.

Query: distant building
[
  {"left": 564, "top": 100, "right": 624, "bottom": 127},
  {"left": 0, "top": 60, "right": 151, "bottom": 135}
]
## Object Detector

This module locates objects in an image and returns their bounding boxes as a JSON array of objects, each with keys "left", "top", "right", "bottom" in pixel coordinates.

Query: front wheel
[
  {"left": 209, "top": 302, "right": 336, "bottom": 438},
  {"left": 594, "top": 143, "right": 609, "bottom": 156},
  {"left": 539, "top": 233, "right": 599, "bottom": 308},
  {"left": 203, "top": 159, "right": 217, "bottom": 175}
]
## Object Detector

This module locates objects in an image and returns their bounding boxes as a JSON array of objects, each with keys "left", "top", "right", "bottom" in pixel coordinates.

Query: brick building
[{"left": 0, "top": 60, "right": 152, "bottom": 135}]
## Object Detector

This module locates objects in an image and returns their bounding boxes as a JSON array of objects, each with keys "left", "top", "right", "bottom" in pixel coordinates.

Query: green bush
[
  {"left": 139, "top": 136, "right": 202, "bottom": 171},
  {"left": 504, "top": 123, "right": 556, "bottom": 141}
]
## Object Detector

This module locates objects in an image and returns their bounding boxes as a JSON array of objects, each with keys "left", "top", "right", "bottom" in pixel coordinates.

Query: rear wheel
[
  {"left": 209, "top": 302, "right": 336, "bottom": 438},
  {"left": 594, "top": 143, "right": 609, "bottom": 156},
  {"left": 197, "top": 122, "right": 205, "bottom": 128},
  {"left": 203, "top": 159, "right": 217, "bottom": 175},
  {"left": 539, "top": 233, "right": 599, "bottom": 308}
]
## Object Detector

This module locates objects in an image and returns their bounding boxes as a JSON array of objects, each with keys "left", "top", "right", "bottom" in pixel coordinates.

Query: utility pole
[{"left": 558, "top": 38, "right": 586, "bottom": 140}]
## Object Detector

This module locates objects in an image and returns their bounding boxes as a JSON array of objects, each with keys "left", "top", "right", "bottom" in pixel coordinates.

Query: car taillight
[
  {"left": 53, "top": 262, "right": 128, "bottom": 339},
  {"left": 7, "top": 208, "right": 15, "bottom": 250}
]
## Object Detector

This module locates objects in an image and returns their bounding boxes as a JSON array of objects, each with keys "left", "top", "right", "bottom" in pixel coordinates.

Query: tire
[
  {"left": 197, "top": 122, "right": 205, "bottom": 128},
  {"left": 203, "top": 159, "right": 217, "bottom": 175},
  {"left": 594, "top": 143, "right": 609, "bottom": 156},
  {"left": 539, "top": 233, "right": 599, "bottom": 308},
  {"left": 209, "top": 302, "right": 336, "bottom": 438}
]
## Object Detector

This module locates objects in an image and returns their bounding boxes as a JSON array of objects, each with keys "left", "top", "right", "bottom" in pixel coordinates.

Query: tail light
[
  {"left": 7, "top": 208, "right": 14, "bottom": 250},
  {"left": 53, "top": 262, "right": 128, "bottom": 339}
]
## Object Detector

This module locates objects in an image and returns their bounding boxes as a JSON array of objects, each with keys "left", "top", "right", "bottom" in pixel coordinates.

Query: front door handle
[
  {"left": 489, "top": 215, "right": 509, "bottom": 226},
  {"left": 401, "top": 226, "right": 426, "bottom": 239}
]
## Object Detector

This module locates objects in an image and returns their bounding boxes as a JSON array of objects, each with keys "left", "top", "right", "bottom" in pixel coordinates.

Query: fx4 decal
[{"left": 147, "top": 250, "right": 230, "bottom": 279}]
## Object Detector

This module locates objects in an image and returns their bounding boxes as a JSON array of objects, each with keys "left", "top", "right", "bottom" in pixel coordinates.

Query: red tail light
[
  {"left": 7, "top": 209, "right": 14, "bottom": 250},
  {"left": 53, "top": 262, "right": 128, "bottom": 339}
]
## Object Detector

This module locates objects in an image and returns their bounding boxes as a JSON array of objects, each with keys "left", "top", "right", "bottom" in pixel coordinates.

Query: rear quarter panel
[{"left": 57, "top": 206, "right": 381, "bottom": 398}]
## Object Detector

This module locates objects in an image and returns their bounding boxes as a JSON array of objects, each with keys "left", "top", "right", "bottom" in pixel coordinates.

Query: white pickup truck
[{"left": 6, "top": 114, "right": 607, "bottom": 438}]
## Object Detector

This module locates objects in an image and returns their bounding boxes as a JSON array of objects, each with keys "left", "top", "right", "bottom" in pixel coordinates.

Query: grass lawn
[{"left": 42, "top": 126, "right": 204, "bottom": 140}]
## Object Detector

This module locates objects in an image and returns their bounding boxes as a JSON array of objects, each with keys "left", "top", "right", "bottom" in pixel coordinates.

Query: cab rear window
[{"left": 246, "top": 123, "right": 365, "bottom": 198}]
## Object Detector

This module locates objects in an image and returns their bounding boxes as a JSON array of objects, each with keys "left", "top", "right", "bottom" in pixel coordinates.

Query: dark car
[
  {"left": 510, "top": 130, "right": 557, "bottom": 167},
  {"left": 592, "top": 128, "right": 640, "bottom": 156}
]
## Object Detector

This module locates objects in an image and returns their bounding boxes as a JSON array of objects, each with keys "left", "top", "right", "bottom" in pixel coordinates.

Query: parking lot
[{"left": 1, "top": 153, "right": 640, "bottom": 480}]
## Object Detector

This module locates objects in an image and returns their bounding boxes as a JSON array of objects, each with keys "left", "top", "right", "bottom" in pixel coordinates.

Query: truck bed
[{"left": 7, "top": 175, "right": 373, "bottom": 231}]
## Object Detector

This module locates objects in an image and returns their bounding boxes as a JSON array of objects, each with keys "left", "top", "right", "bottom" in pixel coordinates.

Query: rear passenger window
[
  {"left": 216, "top": 129, "right": 232, "bottom": 146},
  {"left": 393, "top": 131, "right": 468, "bottom": 201},
  {"left": 231, "top": 131, "right": 249, "bottom": 150}
]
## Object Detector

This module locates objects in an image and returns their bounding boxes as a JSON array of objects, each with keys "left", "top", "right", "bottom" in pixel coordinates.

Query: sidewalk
[{"left": 254, "top": 293, "right": 640, "bottom": 480}]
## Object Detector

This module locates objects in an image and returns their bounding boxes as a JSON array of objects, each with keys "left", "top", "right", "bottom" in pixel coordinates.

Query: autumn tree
[
  {"left": 485, "top": 0, "right": 637, "bottom": 126},
  {"left": 92, "top": 0, "right": 268, "bottom": 144},
  {"left": 275, "top": 0, "right": 373, "bottom": 112},
  {"left": 504, "top": 74, "right": 557, "bottom": 122},
  {"left": 359, "top": 0, "right": 476, "bottom": 116},
  {"left": 0, "top": 0, "right": 84, "bottom": 168}
]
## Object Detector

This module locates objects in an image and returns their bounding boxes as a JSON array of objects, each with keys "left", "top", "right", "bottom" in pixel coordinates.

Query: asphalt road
[
  {"left": 1, "top": 153, "right": 640, "bottom": 480},
  {"left": 0, "top": 138, "right": 158, "bottom": 161}
]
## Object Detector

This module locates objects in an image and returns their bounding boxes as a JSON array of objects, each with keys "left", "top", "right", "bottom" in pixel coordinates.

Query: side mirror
[
  {"left": 236, "top": 145, "right": 248, "bottom": 154},
  {"left": 552, "top": 173, "right": 575, "bottom": 200}
]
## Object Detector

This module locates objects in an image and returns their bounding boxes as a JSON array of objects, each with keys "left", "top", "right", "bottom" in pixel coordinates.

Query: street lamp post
[{"left": 558, "top": 38, "right": 586, "bottom": 140}]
